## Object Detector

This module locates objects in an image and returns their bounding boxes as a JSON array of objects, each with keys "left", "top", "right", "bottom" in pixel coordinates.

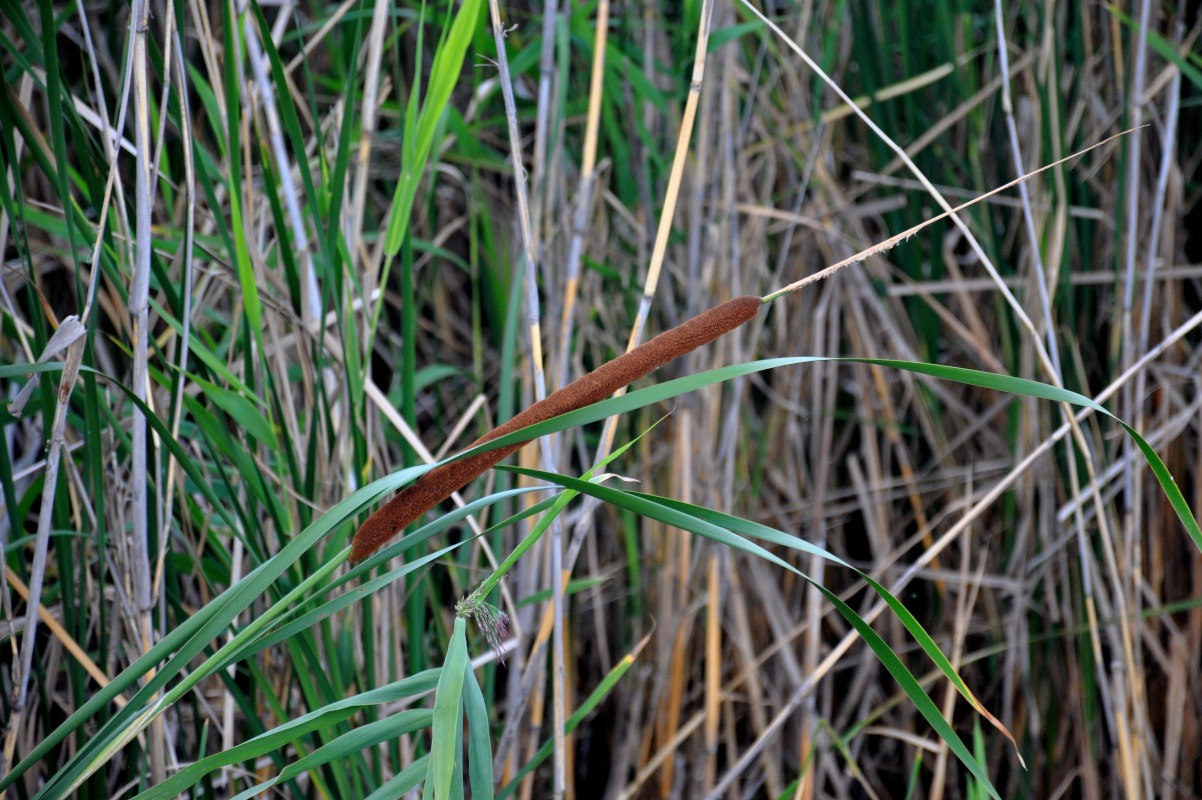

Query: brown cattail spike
[{"left": 349, "top": 295, "right": 762, "bottom": 561}]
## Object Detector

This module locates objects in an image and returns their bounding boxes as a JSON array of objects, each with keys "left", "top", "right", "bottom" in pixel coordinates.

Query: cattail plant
[
  {"left": 350, "top": 294, "right": 763, "bottom": 560},
  {"left": 350, "top": 129, "right": 1132, "bottom": 562}
]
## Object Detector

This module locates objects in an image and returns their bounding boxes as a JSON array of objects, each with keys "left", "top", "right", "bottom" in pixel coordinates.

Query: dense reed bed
[{"left": 2, "top": 1, "right": 1200, "bottom": 799}]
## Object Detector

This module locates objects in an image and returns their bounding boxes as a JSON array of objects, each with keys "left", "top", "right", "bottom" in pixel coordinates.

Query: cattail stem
[
  {"left": 350, "top": 295, "right": 762, "bottom": 561},
  {"left": 759, "top": 127, "right": 1138, "bottom": 305}
]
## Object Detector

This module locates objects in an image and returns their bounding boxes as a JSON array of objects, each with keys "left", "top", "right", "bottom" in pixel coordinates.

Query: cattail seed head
[{"left": 349, "top": 295, "right": 761, "bottom": 561}]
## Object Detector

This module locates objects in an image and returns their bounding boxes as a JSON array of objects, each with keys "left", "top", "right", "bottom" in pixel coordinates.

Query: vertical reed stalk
[
  {"left": 593, "top": 0, "right": 717, "bottom": 464},
  {"left": 129, "top": 0, "right": 163, "bottom": 783},
  {"left": 552, "top": 0, "right": 608, "bottom": 394}
]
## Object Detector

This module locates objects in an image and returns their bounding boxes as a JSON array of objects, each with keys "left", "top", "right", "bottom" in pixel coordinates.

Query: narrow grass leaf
[
  {"left": 364, "top": 756, "right": 431, "bottom": 800},
  {"left": 190, "top": 374, "right": 277, "bottom": 446},
  {"left": 383, "top": 0, "right": 485, "bottom": 255},
  {"left": 634, "top": 493, "right": 1021, "bottom": 756},
  {"left": 707, "top": 20, "right": 766, "bottom": 51},
  {"left": 220, "top": 10, "right": 262, "bottom": 335},
  {"left": 228, "top": 710, "right": 433, "bottom": 800},
  {"left": 132, "top": 674, "right": 439, "bottom": 800},
  {"left": 463, "top": 659, "right": 494, "bottom": 800},
  {"left": 350, "top": 488, "right": 561, "bottom": 572},
  {"left": 500, "top": 466, "right": 1003, "bottom": 800},
  {"left": 852, "top": 358, "right": 1202, "bottom": 553},
  {"left": 389, "top": 356, "right": 1200, "bottom": 557},
  {"left": 428, "top": 617, "right": 469, "bottom": 800},
  {"left": 1108, "top": 5, "right": 1202, "bottom": 89},
  {"left": 235, "top": 489, "right": 550, "bottom": 666}
]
